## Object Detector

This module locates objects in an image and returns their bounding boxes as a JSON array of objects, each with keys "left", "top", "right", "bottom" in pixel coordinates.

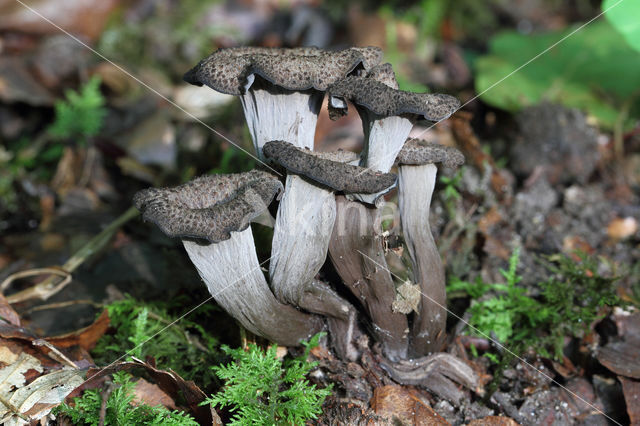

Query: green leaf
[
  {"left": 56, "top": 371, "right": 198, "bottom": 425},
  {"left": 475, "top": 20, "right": 640, "bottom": 129},
  {"left": 604, "top": 0, "right": 640, "bottom": 52}
]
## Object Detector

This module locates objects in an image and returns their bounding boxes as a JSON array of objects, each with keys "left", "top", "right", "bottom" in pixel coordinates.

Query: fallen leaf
[
  {"left": 172, "top": 84, "right": 234, "bottom": 120},
  {"left": 0, "top": 315, "right": 101, "bottom": 367},
  {"left": 0, "top": 352, "right": 83, "bottom": 425},
  {"left": 131, "top": 378, "right": 176, "bottom": 410},
  {"left": 0, "top": 294, "right": 20, "bottom": 326},
  {"left": 597, "top": 341, "right": 640, "bottom": 379},
  {"left": 562, "top": 235, "right": 594, "bottom": 257},
  {"left": 468, "top": 416, "right": 519, "bottom": 426},
  {"left": 86, "top": 358, "right": 221, "bottom": 425},
  {"left": 371, "top": 385, "right": 449, "bottom": 425},
  {"left": 607, "top": 217, "right": 638, "bottom": 240},
  {"left": 118, "top": 111, "right": 176, "bottom": 170},
  {"left": 478, "top": 207, "right": 503, "bottom": 235},
  {"left": 550, "top": 355, "right": 578, "bottom": 379},
  {"left": 484, "top": 235, "right": 511, "bottom": 260},
  {"left": 0, "top": 0, "right": 121, "bottom": 41},
  {"left": 47, "top": 310, "right": 109, "bottom": 351},
  {"left": 0, "top": 56, "right": 53, "bottom": 106},
  {"left": 612, "top": 310, "right": 640, "bottom": 345},
  {"left": 619, "top": 376, "right": 640, "bottom": 426},
  {"left": 392, "top": 281, "right": 421, "bottom": 314}
]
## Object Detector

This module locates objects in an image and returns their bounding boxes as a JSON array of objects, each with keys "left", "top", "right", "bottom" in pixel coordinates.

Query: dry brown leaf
[
  {"left": 392, "top": 282, "right": 421, "bottom": 314},
  {"left": 597, "top": 341, "right": 640, "bottom": 379},
  {"left": 371, "top": 385, "right": 449, "bottom": 425},
  {"left": 468, "top": 416, "right": 520, "bottom": 426},
  {"left": 0, "top": 352, "right": 82, "bottom": 425},
  {"left": 86, "top": 358, "right": 221, "bottom": 425},
  {"left": 131, "top": 378, "right": 176, "bottom": 410},
  {"left": 607, "top": 217, "right": 638, "bottom": 240},
  {"left": 0, "top": 0, "right": 120, "bottom": 41},
  {"left": 619, "top": 376, "right": 640, "bottom": 426},
  {"left": 47, "top": 310, "right": 109, "bottom": 350},
  {"left": 0, "top": 294, "right": 20, "bottom": 326}
]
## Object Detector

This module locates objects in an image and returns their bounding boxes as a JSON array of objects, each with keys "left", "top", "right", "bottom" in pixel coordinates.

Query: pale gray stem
[
  {"left": 270, "top": 175, "right": 336, "bottom": 304},
  {"left": 398, "top": 163, "right": 446, "bottom": 356},
  {"left": 239, "top": 86, "right": 323, "bottom": 159},
  {"left": 349, "top": 112, "right": 413, "bottom": 206},
  {"left": 183, "top": 228, "right": 323, "bottom": 346},
  {"left": 269, "top": 175, "right": 357, "bottom": 359}
]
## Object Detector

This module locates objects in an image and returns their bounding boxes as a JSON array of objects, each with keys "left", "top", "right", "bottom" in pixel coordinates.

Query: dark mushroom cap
[
  {"left": 183, "top": 46, "right": 383, "bottom": 96},
  {"left": 133, "top": 170, "right": 282, "bottom": 243},
  {"left": 308, "top": 149, "right": 359, "bottom": 163},
  {"left": 263, "top": 140, "right": 396, "bottom": 193},
  {"left": 396, "top": 139, "right": 465, "bottom": 168},
  {"left": 366, "top": 63, "right": 399, "bottom": 89},
  {"left": 327, "top": 75, "right": 460, "bottom": 121}
]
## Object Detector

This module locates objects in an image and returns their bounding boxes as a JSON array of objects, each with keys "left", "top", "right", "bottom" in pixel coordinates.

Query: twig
[
  {"left": 98, "top": 379, "right": 115, "bottom": 426},
  {"left": 1, "top": 268, "right": 71, "bottom": 303},
  {"left": 3, "top": 206, "right": 139, "bottom": 304},
  {"left": 79, "top": 146, "right": 97, "bottom": 187},
  {"left": 32, "top": 339, "right": 78, "bottom": 368},
  {"left": 24, "top": 299, "right": 101, "bottom": 315}
]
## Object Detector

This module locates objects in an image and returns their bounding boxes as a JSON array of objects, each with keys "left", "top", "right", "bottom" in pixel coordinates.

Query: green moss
[
  {"left": 203, "top": 333, "right": 332, "bottom": 425},
  {"left": 55, "top": 371, "right": 198, "bottom": 425},
  {"left": 448, "top": 249, "right": 621, "bottom": 361},
  {"left": 92, "top": 295, "right": 220, "bottom": 390}
]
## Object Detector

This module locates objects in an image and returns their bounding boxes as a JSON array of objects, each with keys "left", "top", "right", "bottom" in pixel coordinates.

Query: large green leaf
[
  {"left": 604, "top": 0, "right": 640, "bottom": 52},
  {"left": 475, "top": 20, "right": 640, "bottom": 128}
]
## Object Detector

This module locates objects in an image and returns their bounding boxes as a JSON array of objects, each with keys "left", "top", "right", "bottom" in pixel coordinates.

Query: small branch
[
  {"left": 3, "top": 206, "right": 139, "bottom": 304},
  {"left": 24, "top": 299, "right": 102, "bottom": 315},
  {"left": 98, "top": 380, "right": 115, "bottom": 426},
  {"left": 32, "top": 339, "right": 78, "bottom": 368}
]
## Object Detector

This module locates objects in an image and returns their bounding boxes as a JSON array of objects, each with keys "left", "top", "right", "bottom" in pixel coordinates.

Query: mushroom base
[{"left": 183, "top": 228, "right": 323, "bottom": 346}]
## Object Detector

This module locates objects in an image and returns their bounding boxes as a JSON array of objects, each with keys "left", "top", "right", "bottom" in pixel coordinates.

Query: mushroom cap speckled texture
[
  {"left": 396, "top": 139, "right": 465, "bottom": 168},
  {"left": 327, "top": 75, "right": 460, "bottom": 121},
  {"left": 133, "top": 170, "right": 282, "bottom": 243},
  {"left": 183, "top": 46, "right": 383, "bottom": 96},
  {"left": 366, "top": 63, "right": 399, "bottom": 89},
  {"left": 308, "top": 149, "right": 360, "bottom": 163},
  {"left": 263, "top": 140, "right": 396, "bottom": 193}
]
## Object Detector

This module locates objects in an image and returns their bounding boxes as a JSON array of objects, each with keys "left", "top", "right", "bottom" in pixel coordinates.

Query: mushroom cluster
[{"left": 135, "top": 46, "right": 477, "bottom": 399}]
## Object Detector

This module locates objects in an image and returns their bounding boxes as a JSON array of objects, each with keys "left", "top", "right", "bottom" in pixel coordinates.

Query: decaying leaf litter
[{"left": 1, "top": 0, "right": 639, "bottom": 425}]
